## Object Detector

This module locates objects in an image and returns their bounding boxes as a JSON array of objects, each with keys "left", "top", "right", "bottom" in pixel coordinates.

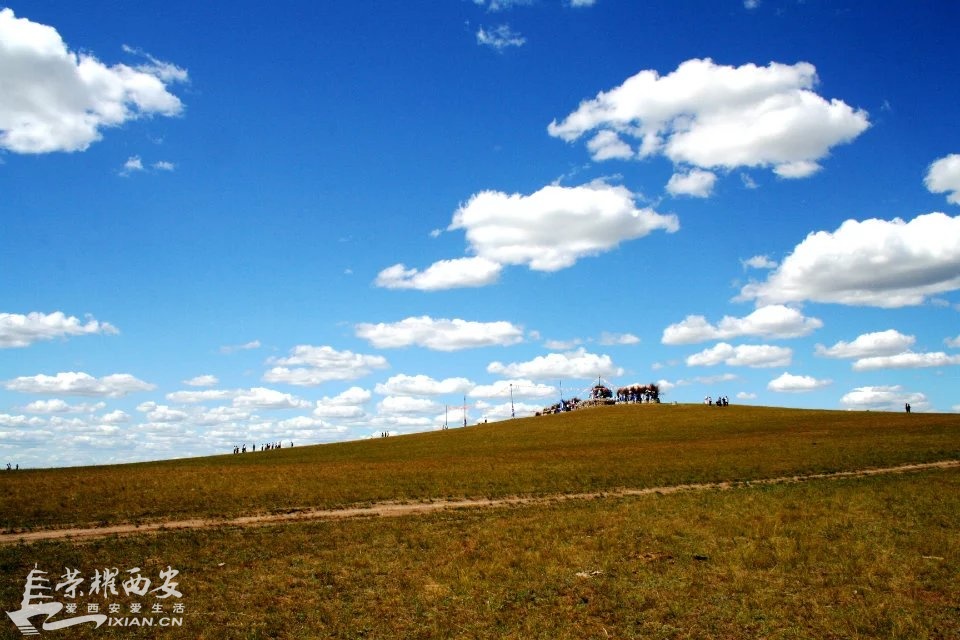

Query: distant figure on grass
[{"left": 905, "top": 403, "right": 911, "bottom": 413}]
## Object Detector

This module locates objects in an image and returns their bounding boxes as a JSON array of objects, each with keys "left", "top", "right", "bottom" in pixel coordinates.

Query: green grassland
[
  {"left": 2, "top": 405, "right": 958, "bottom": 531},
  {"left": 1, "top": 405, "right": 959, "bottom": 638}
]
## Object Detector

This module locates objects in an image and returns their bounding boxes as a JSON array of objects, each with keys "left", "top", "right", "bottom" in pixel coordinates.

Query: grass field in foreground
[
  {"left": 1, "top": 469, "right": 957, "bottom": 639},
  {"left": 2, "top": 405, "right": 959, "bottom": 530}
]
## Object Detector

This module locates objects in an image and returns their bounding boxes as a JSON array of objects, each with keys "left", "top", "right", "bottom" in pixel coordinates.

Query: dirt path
[{"left": 3, "top": 460, "right": 957, "bottom": 545}]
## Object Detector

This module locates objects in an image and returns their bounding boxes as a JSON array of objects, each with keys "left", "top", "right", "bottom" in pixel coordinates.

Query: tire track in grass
[{"left": 3, "top": 460, "right": 957, "bottom": 545}]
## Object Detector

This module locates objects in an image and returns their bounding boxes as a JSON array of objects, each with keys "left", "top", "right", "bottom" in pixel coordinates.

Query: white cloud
[
  {"left": 313, "top": 387, "right": 371, "bottom": 420},
  {"left": 666, "top": 168, "right": 717, "bottom": 198},
  {"left": 767, "top": 372, "right": 832, "bottom": 392},
  {"left": 377, "top": 182, "right": 677, "bottom": 290},
  {"left": 586, "top": 130, "right": 634, "bottom": 161},
  {"left": 744, "top": 0, "right": 760, "bottom": 9},
  {"left": 232, "top": 387, "right": 312, "bottom": 410},
  {"left": 548, "top": 58, "right": 869, "bottom": 179},
  {"left": 736, "top": 391, "right": 757, "bottom": 400},
  {"left": 925, "top": 154, "right": 960, "bottom": 205},
  {"left": 468, "top": 379, "right": 557, "bottom": 399},
  {"left": 568, "top": 0, "right": 597, "bottom": 6},
  {"left": 449, "top": 181, "right": 679, "bottom": 272},
  {"left": 263, "top": 345, "right": 388, "bottom": 386},
  {"left": 544, "top": 338, "right": 581, "bottom": 350},
  {"left": 662, "top": 305, "right": 822, "bottom": 345},
  {"left": 183, "top": 374, "right": 219, "bottom": 387},
  {"left": 840, "top": 385, "right": 928, "bottom": 412},
  {"left": 219, "top": 340, "right": 261, "bottom": 354},
  {"left": 476, "top": 25, "right": 525, "bottom": 51},
  {"left": 136, "top": 402, "right": 189, "bottom": 423},
  {"left": 815, "top": 330, "right": 915, "bottom": 359},
  {"left": 165, "top": 389, "right": 235, "bottom": 404},
  {"left": 4, "top": 372, "right": 155, "bottom": 397},
  {"left": 474, "top": 400, "right": 542, "bottom": 420},
  {"left": 947, "top": 334, "right": 960, "bottom": 349},
  {"left": 153, "top": 160, "right": 175, "bottom": 171},
  {"left": 599, "top": 332, "right": 640, "bottom": 346},
  {"left": 487, "top": 348, "right": 624, "bottom": 380},
  {"left": 852, "top": 351, "right": 960, "bottom": 372},
  {"left": 0, "top": 311, "right": 118, "bottom": 348},
  {"left": 686, "top": 343, "right": 792, "bottom": 368},
  {"left": 741, "top": 255, "right": 777, "bottom": 270},
  {"left": 101, "top": 410, "right": 129, "bottom": 424},
  {"left": 0, "top": 8, "right": 186, "bottom": 154},
  {"left": 479, "top": 0, "right": 534, "bottom": 11},
  {"left": 0, "top": 413, "right": 45, "bottom": 428},
  {"left": 374, "top": 257, "right": 501, "bottom": 291},
  {"left": 121, "top": 155, "right": 144, "bottom": 175},
  {"left": 356, "top": 316, "right": 523, "bottom": 351},
  {"left": 377, "top": 396, "right": 441, "bottom": 415},
  {"left": 739, "top": 212, "right": 960, "bottom": 307},
  {"left": 21, "top": 399, "right": 105, "bottom": 414},
  {"left": 375, "top": 374, "right": 474, "bottom": 396}
]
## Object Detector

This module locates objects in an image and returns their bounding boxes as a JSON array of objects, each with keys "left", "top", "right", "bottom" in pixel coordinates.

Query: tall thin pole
[
  {"left": 463, "top": 395, "right": 467, "bottom": 428},
  {"left": 510, "top": 383, "right": 515, "bottom": 419}
]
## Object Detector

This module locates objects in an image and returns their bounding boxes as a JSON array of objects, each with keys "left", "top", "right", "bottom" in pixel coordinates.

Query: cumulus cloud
[
  {"left": 686, "top": 343, "right": 792, "bottom": 368},
  {"left": 450, "top": 182, "right": 678, "bottom": 272},
  {"left": 232, "top": 387, "right": 312, "bottom": 410},
  {"left": 840, "top": 385, "right": 929, "bottom": 412},
  {"left": 487, "top": 348, "right": 624, "bottom": 380},
  {"left": 375, "top": 257, "right": 502, "bottom": 291},
  {"left": 815, "top": 330, "right": 915, "bottom": 359},
  {"left": 741, "top": 255, "right": 777, "bottom": 270},
  {"left": 738, "top": 212, "right": 960, "bottom": 307},
  {"left": 4, "top": 372, "right": 155, "bottom": 397},
  {"left": 662, "top": 305, "right": 822, "bottom": 345},
  {"left": 598, "top": 332, "right": 641, "bottom": 346},
  {"left": 469, "top": 378, "right": 557, "bottom": 399},
  {"left": 925, "top": 154, "right": 960, "bottom": 205},
  {"left": 313, "top": 387, "right": 371, "bottom": 420},
  {"left": 586, "top": 130, "right": 634, "bottom": 161},
  {"left": 101, "top": 409, "right": 129, "bottom": 424},
  {"left": 476, "top": 25, "right": 525, "bottom": 50},
  {"left": 263, "top": 345, "right": 388, "bottom": 386},
  {"left": 377, "top": 396, "right": 441, "bottom": 415},
  {"left": 165, "top": 389, "right": 235, "bottom": 404},
  {"left": 375, "top": 182, "right": 677, "bottom": 290},
  {"left": 0, "top": 8, "right": 186, "bottom": 154},
  {"left": 851, "top": 351, "right": 960, "bottom": 371},
  {"left": 947, "top": 334, "right": 960, "bottom": 349},
  {"left": 767, "top": 372, "right": 832, "bottom": 392},
  {"left": 356, "top": 316, "right": 523, "bottom": 351},
  {"left": 374, "top": 374, "right": 474, "bottom": 396},
  {"left": 666, "top": 168, "right": 717, "bottom": 198},
  {"left": 0, "top": 311, "right": 118, "bottom": 348},
  {"left": 22, "top": 399, "right": 105, "bottom": 414},
  {"left": 183, "top": 374, "right": 219, "bottom": 387},
  {"left": 120, "top": 155, "right": 143, "bottom": 175},
  {"left": 548, "top": 58, "right": 869, "bottom": 180}
]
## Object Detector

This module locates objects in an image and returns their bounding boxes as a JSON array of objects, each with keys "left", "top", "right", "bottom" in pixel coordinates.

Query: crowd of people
[
  {"left": 232, "top": 441, "right": 292, "bottom": 454},
  {"left": 704, "top": 396, "right": 730, "bottom": 406}
]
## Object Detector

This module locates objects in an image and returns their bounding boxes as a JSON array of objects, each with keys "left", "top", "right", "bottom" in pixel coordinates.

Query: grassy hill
[
  {"left": 1, "top": 405, "right": 958, "bottom": 639},
  {"left": 3, "top": 404, "right": 958, "bottom": 531}
]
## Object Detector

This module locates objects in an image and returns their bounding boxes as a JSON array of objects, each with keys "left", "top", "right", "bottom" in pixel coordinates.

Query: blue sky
[{"left": 2, "top": 0, "right": 959, "bottom": 467}]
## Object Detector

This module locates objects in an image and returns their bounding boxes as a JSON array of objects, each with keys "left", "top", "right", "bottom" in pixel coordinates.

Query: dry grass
[
  {"left": 2, "top": 405, "right": 958, "bottom": 531},
  {"left": 1, "top": 469, "right": 957, "bottom": 639}
]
